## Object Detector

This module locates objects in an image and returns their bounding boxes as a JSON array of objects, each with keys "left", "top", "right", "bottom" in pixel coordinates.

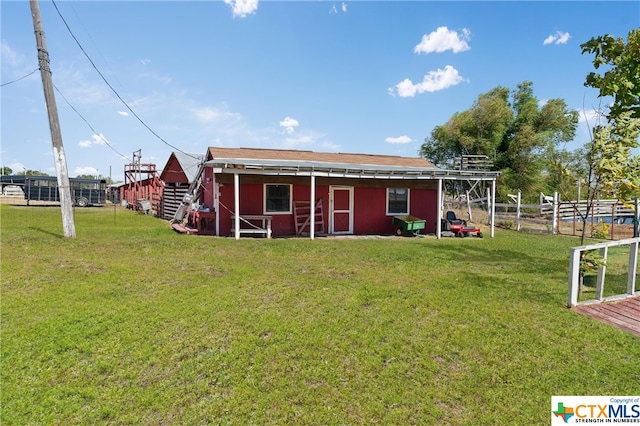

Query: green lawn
[{"left": 1, "top": 204, "right": 638, "bottom": 425}]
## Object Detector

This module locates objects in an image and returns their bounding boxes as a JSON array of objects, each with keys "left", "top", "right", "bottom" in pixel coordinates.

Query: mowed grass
[{"left": 1, "top": 204, "right": 638, "bottom": 425}]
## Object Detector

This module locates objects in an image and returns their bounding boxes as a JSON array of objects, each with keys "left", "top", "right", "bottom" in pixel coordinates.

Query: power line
[
  {"left": 50, "top": 0, "right": 200, "bottom": 161},
  {"left": 0, "top": 68, "right": 39, "bottom": 87},
  {"left": 53, "top": 83, "right": 132, "bottom": 162}
]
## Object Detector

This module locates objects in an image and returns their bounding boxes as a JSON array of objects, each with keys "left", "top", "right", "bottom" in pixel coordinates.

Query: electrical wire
[
  {"left": 53, "top": 83, "right": 132, "bottom": 162},
  {"left": 50, "top": 0, "right": 201, "bottom": 161},
  {"left": 0, "top": 68, "right": 39, "bottom": 87}
]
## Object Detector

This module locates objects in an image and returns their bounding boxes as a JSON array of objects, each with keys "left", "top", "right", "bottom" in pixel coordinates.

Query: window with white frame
[
  {"left": 387, "top": 188, "right": 409, "bottom": 215},
  {"left": 264, "top": 184, "right": 292, "bottom": 214}
]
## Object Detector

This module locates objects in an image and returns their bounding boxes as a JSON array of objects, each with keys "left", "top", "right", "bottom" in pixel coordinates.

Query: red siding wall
[
  {"left": 160, "top": 155, "right": 188, "bottom": 184},
  {"left": 205, "top": 175, "right": 438, "bottom": 237}
]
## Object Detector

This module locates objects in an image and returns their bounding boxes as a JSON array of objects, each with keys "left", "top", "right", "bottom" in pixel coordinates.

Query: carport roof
[{"left": 205, "top": 147, "right": 499, "bottom": 181}]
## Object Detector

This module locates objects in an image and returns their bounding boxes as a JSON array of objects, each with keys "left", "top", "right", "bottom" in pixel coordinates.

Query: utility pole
[{"left": 29, "top": 0, "right": 76, "bottom": 237}]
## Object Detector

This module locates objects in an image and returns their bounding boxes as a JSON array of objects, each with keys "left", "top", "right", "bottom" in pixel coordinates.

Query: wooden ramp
[{"left": 572, "top": 297, "right": 640, "bottom": 337}]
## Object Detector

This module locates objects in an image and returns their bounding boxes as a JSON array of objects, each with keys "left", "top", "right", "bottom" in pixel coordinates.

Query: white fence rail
[
  {"left": 567, "top": 237, "right": 639, "bottom": 307},
  {"left": 493, "top": 192, "right": 638, "bottom": 238}
]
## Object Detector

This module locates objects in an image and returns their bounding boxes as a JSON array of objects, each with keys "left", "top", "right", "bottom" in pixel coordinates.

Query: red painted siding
[
  {"left": 160, "top": 155, "right": 189, "bottom": 184},
  {"left": 206, "top": 176, "right": 437, "bottom": 237}
]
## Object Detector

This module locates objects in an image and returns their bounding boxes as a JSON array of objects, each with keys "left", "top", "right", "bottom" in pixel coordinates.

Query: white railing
[{"left": 567, "top": 237, "right": 639, "bottom": 307}]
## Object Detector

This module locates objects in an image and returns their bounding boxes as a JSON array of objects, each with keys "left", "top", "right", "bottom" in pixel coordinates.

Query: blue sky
[{"left": 1, "top": 1, "right": 638, "bottom": 181}]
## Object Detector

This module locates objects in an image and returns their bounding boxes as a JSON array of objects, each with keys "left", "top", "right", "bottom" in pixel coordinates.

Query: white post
[
  {"left": 552, "top": 192, "right": 559, "bottom": 235},
  {"left": 516, "top": 190, "right": 521, "bottom": 232},
  {"left": 568, "top": 247, "right": 581, "bottom": 307},
  {"left": 234, "top": 173, "right": 240, "bottom": 240},
  {"left": 634, "top": 197, "right": 639, "bottom": 238},
  {"left": 436, "top": 179, "right": 442, "bottom": 239},
  {"left": 466, "top": 190, "right": 472, "bottom": 222},
  {"left": 628, "top": 240, "right": 638, "bottom": 295},
  {"left": 310, "top": 174, "right": 316, "bottom": 240},
  {"left": 215, "top": 182, "right": 220, "bottom": 236},
  {"left": 595, "top": 246, "right": 608, "bottom": 301},
  {"left": 490, "top": 180, "right": 496, "bottom": 238}
]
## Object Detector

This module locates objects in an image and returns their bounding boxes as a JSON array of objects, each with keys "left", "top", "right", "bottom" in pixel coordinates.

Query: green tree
[
  {"left": 77, "top": 174, "right": 114, "bottom": 185},
  {"left": 576, "top": 30, "right": 640, "bottom": 245},
  {"left": 1, "top": 166, "right": 13, "bottom": 176},
  {"left": 420, "top": 81, "right": 578, "bottom": 201},
  {"left": 19, "top": 170, "right": 49, "bottom": 176},
  {"left": 420, "top": 86, "right": 512, "bottom": 168},
  {"left": 581, "top": 29, "right": 640, "bottom": 120}
]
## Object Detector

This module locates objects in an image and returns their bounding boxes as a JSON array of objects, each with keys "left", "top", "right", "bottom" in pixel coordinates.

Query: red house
[{"left": 180, "top": 147, "right": 499, "bottom": 239}]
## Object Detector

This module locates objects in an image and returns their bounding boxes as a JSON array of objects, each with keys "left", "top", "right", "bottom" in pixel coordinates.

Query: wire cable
[
  {"left": 50, "top": 0, "right": 201, "bottom": 161},
  {"left": 0, "top": 68, "right": 39, "bottom": 87},
  {"left": 53, "top": 83, "right": 132, "bottom": 162}
]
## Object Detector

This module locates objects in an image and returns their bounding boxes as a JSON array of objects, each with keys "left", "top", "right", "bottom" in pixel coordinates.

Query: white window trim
[
  {"left": 386, "top": 187, "right": 410, "bottom": 216},
  {"left": 263, "top": 183, "right": 292, "bottom": 215}
]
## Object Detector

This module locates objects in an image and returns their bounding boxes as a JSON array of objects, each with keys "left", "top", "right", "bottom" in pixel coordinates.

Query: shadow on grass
[
  {"left": 429, "top": 243, "right": 569, "bottom": 277},
  {"left": 28, "top": 226, "right": 64, "bottom": 239}
]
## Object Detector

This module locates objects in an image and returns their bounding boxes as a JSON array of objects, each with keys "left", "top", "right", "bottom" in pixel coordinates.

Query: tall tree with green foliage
[
  {"left": 420, "top": 81, "right": 578, "bottom": 201},
  {"left": 581, "top": 29, "right": 640, "bottom": 120},
  {"left": 576, "top": 29, "right": 640, "bottom": 245},
  {"left": 18, "top": 170, "right": 49, "bottom": 176}
]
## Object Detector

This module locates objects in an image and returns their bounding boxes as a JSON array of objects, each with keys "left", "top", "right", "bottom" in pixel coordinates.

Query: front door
[{"left": 329, "top": 186, "right": 353, "bottom": 234}]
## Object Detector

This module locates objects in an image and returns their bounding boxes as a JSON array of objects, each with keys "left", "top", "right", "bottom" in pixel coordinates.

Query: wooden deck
[{"left": 572, "top": 297, "right": 640, "bottom": 337}]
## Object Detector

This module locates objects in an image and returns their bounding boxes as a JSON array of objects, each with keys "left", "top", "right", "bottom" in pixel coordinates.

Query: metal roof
[
  {"left": 205, "top": 157, "right": 500, "bottom": 181},
  {"left": 174, "top": 152, "right": 204, "bottom": 183},
  {"left": 161, "top": 152, "right": 204, "bottom": 183}
]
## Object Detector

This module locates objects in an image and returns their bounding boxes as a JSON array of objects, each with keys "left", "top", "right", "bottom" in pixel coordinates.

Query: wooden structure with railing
[{"left": 122, "top": 150, "right": 164, "bottom": 214}]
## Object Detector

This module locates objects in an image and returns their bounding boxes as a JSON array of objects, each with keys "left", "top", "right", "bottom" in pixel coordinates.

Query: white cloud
[
  {"left": 543, "top": 31, "right": 571, "bottom": 45},
  {"left": 578, "top": 108, "right": 604, "bottom": 125},
  {"left": 78, "top": 134, "right": 108, "bottom": 148},
  {"left": 330, "top": 3, "right": 347, "bottom": 14},
  {"left": 277, "top": 129, "right": 338, "bottom": 152},
  {"left": 385, "top": 135, "right": 412, "bottom": 144},
  {"left": 414, "top": 27, "right": 471, "bottom": 54},
  {"left": 1, "top": 41, "right": 22, "bottom": 67},
  {"left": 389, "top": 65, "right": 464, "bottom": 97},
  {"left": 74, "top": 166, "right": 98, "bottom": 176},
  {"left": 56, "top": 66, "right": 111, "bottom": 105},
  {"left": 140, "top": 71, "right": 172, "bottom": 86},
  {"left": 224, "top": 0, "right": 258, "bottom": 18},
  {"left": 8, "top": 162, "right": 26, "bottom": 173},
  {"left": 192, "top": 105, "right": 242, "bottom": 123},
  {"left": 279, "top": 116, "right": 299, "bottom": 134},
  {"left": 117, "top": 110, "right": 129, "bottom": 117}
]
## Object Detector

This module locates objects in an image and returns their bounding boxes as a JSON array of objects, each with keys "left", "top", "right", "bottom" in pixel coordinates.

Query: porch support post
[
  {"left": 234, "top": 172, "right": 240, "bottom": 240},
  {"left": 436, "top": 178, "right": 442, "bottom": 239},
  {"left": 310, "top": 174, "right": 316, "bottom": 240},
  {"left": 215, "top": 182, "right": 220, "bottom": 236},
  {"left": 490, "top": 179, "right": 496, "bottom": 238}
]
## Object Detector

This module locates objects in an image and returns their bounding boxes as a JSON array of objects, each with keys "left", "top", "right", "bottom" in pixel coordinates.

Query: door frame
[{"left": 329, "top": 185, "right": 353, "bottom": 234}]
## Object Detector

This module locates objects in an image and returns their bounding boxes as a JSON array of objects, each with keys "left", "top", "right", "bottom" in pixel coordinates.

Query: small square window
[
  {"left": 387, "top": 188, "right": 409, "bottom": 215},
  {"left": 264, "top": 184, "right": 291, "bottom": 214}
]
